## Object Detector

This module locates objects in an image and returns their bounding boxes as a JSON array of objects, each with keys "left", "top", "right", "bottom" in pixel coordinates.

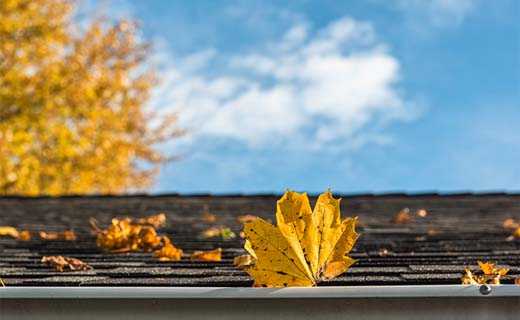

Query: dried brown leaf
[
  {"left": 41, "top": 256, "right": 93, "bottom": 272},
  {"left": 133, "top": 213, "right": 166, "bottom": 228},
  {"left": 233, "top": 254, "right": 256, "bottom": 269},
  {"left": 0, "top": 226, "right": 19, "bottom": 238},
  {"left": 190, "top": 248, "right": 222, "bottom": 262},
  {"left": 17, "top": 230, "right": 31, "bottom": 241},
  {"left": 0, "top": 227, "right": 31, "bottom": 240},
  {"left": 93, "top": 218, "right": 161, "bottom": 253},
  {"left": 39, "top": 230, "right": 76, "bottom": 241},
  {"left": 394, "top": 208, "right": 413, "bottom": 224},
  {"left": 502, "top": 218, "right": 519, "bottom": 229},
  {"left": 154, "top": 236, "right": 183, "bottom": 261},
  {"left": 201, "top": 213, "right": 217, "bottom": 223},
  {"left": 427, "top": 229, "right": 441, "bottom": 236}
]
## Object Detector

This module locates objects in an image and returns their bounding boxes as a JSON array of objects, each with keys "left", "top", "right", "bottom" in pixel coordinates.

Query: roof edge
[
  {"left": 1, "top": 285, "right": 519, "bottom": 299},
  {"left": 1, "top": 190, "right": 520, "bottom": 200}
]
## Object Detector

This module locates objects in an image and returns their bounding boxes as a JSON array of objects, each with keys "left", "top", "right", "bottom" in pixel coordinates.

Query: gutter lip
[{"left": 1, "top": 285, "right": 520, "bottom": 299}]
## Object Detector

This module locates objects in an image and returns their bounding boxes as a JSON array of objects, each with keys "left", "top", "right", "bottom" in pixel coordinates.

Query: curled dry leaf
[
  {"left": 393, "top": 208, "right": 413, "bottom": 224},
  {"left": 237, "top": 215, "right": 258, "bottom": 224},
  {"left": 39, "top": 230, "right": 77, "bottom": 241},
  {"left": 0, "top": 226, "right": 31, "bottom": 240},
  {"left": 190, "top": 248, "right": 222, "bottom": 261},
  {"left": 461, "top": 261, "right": 509, "bottom": 285},
  {"left": 17, "top": 230, "right": 31, "bottom": 241},
  {"left": 506, "top": 227, "right": 520, "bottom": 242},
  {"left": 134, "top": 213, "right": 166, "bottom": 228},
  {"left": 427, "top": 229, "right": 441, "bottom": 236},
  {"left": 242, "top": 190, "right": 359, "bottom": 287},
  {"left": 41, "top": 256, "right": 93, "bottom": 272},
  {"left": 201, "top": 213, "right": 217, "bottom": 223},
  {"left": 91, "top": 218, "right": 161, "bottom": 253},
  {"left": 502, "top": 218, "right": 519, "bottom": 229},
  {"left": 154, "top": 236, "right": 183, "bottom": 261},
  {"left": 233, "top": 254, "right": 256, "bottom": 269},
  {"left": 0, "top": 226, "right": 19, "bottom": 238}
]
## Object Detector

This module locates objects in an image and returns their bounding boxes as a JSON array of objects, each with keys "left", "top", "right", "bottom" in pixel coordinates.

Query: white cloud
[
  {"left": 150, "top": 17, "right": 416, "bottom": 150},
  {"left": 396, "top": 0, "right": 477, "bottom": 28}
]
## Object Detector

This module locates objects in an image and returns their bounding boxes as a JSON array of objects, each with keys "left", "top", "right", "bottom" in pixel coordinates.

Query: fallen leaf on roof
[
  {"left": 0, "top": 226, "right": 20, "bottom": 238},
  {"left": 237, "top": 215, "right": 257, "bottom": 223},
  {"left": 133, "top": 213, "right": 166, "bottom": 228},
  {"left": 190, "top": 248, "right": 222, "bottom": 261},
  {"left": 0, "top": 278, "right": 5, "bottom": 287},
  {"left": 0, "top": 226, "right": 31, "bottom": 240},
  {"left": 91, "top": 217, "right": 161, "bottom": 253},
  {"left": 515, "top": 278, "right": 520, "bottom": 285},
  {"left": 461, "top": 261, "right": 509, "bottom": 285},
  {"left": 506, "top": 227, "right": 520, "bottom": 242},
  {"left": 502, "top": 218, "right": 519, "bottom": 229},
  {"left": 39, "top": 231, "right": 58, "bottom": 240},
  {"left": 416, "top": 209, "right": 428, "bottom": 217},
  {"left": 200, "top": 227, "right": 236, "bottom": 240},
  {"left": 154, "top": 236, "right": 183, "bottom": 261},
  {"left": 393, "top": 208, "right": 413, "bottom": 224},
  {"left": 41, "top": 256, "right": 93, "bottom": 272},
  {"left": 242, "top": 189, "right": 359, "bottom": 287},
  {"left": 201, "top": 213, "right": 217, "bottom": 223},
  {"left": 427, "top": 229, "right": 441, "bottom": 236},
  {"left": 17, "top": 230, "right": 31, "bottom": 241},
  {"left": 39, "top": 230, "right": 77, "bottom": 241},
  {"left": 233, "top": 254, "right": 256, "bottom": 269}
]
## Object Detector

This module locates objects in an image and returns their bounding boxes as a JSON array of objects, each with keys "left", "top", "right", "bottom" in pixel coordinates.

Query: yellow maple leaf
[
  {"left": 462, "top": 261, "right": 509, "bottom": 285},
  {"left": 242, "top": 190, "right": 359, "bottom": 287}
]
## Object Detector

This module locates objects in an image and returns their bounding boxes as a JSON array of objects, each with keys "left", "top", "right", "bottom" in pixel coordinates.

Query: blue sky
[{"left": 99, "top": 0, "right": 519, "bottom": 194}]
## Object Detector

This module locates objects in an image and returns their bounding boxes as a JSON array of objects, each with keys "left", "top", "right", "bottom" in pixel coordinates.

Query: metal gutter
[{"left": 1, "top": 285, "right": 519, "bottom": 299}]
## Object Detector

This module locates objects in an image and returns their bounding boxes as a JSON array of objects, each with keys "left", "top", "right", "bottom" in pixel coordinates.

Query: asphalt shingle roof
[{"left": 1, "top": 193, "right": 519, "bottom": 286}]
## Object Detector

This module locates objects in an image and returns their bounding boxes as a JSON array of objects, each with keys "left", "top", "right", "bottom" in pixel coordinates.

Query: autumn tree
[{"left": 0, "top": 0, "right": 181, "bottom": 195}]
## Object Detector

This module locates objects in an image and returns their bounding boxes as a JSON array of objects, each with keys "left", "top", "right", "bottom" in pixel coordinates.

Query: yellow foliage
[
  {"left": 242, "top": 190, "right": 359, "bottom": 287},
  {"left": 0, "top": 226, "right": 31, "bottom": 240},
  {"left": 0, "top": 0, "right": 182, "bottom": 195},
  {"left": 92, "top": 218, "right": 162, "bottom": 253},
  {"left": 0, "top": 226, "right": 19, "bottom": 238},
  {"left": 462, "top": 261, "right": 509, "bottom": 285},
  {"left": 154, "top": 236, "right": 183, "bottom": 261}
]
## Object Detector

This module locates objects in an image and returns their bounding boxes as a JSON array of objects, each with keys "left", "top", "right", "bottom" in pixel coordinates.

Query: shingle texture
[{"left": 1, "top": 193, "right": 519, "bottom": 286}]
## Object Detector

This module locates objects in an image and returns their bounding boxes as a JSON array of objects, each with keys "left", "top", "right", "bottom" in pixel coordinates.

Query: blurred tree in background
[{"left": 0, "top": 0, "right": 181, "bottom": 195}]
